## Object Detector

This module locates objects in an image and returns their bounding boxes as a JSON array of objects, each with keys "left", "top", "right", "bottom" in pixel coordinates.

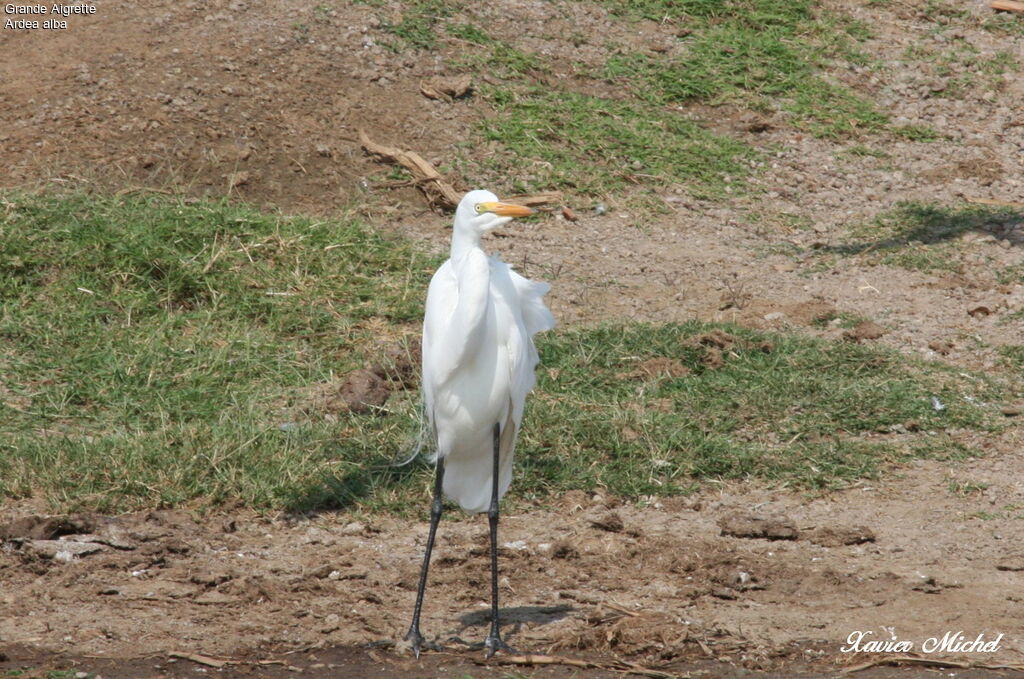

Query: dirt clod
[
  {"left": 371, "top": 342, "right": 421, "bottom": 390},
  {"left": 843, "top": 321, "right": 886, "bottom": 342},
  {"left": 807, "top": 525, "right": 876, "bottom": 547},
  {"left": 590, "top": 512, "right": 625, "bottom": 533},
  {"left": 329, "top": 369, "right": 391, "bottom": 414},
  {"left": 718, "top": 513, "right": 798, "bottom": 541},
  {"left": 551, "top": 539, "right": 580, "bottom": 560},
  {"left": 693, "top": 329, "right": 738, "bottom": 350},
  {"left": 419, "top": 74, "right": 472, "bottom": 101},
  {"left": 0, "top": 515, "right": 96, "bottom": 540},
  {"left": 996, "top": 556, "right": 1024, "bottom": 572}
]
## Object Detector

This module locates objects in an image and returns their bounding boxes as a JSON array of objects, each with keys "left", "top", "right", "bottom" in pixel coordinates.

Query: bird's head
[{"left": 454, "top": 189, "right": 534, "bottom": 236}]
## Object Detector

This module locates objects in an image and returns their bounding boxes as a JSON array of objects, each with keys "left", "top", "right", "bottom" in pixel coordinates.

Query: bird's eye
[{"left": 474, "top": 203, "right": 485, "bottom": 214}]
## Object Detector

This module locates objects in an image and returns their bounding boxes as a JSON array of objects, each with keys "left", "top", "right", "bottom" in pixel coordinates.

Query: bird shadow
[
  {"left": 820, "top": 203, "right": 1023, "bottom": 257},
  {"left": 456, "top": 604, "right": 574, "bottom": 632},
  {"left": 281, "top": 453, "right": 429, "bottom": 515}
]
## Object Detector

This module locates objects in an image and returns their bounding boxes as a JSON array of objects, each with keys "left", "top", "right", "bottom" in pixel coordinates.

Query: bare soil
[{"left": 2, "top": 0, "right": 1024, "bottom": 676}]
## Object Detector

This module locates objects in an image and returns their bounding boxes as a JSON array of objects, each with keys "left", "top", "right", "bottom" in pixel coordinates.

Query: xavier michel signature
[{"left": 842, "top": 629, "right": 1004, "bottom": 654}]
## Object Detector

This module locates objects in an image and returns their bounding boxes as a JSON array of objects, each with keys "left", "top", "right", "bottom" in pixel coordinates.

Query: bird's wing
[
  {"left": 421, "top": 260, "right": 457, "bottom": 420},
  {"left": 493, "top": 261, "right": 555, "bottom": 433},
  {"left": 508, "top": 268, "right": 556, "bottom": 336}
]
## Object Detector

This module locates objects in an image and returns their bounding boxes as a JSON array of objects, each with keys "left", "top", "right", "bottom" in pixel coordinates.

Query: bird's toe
[{"left": 483, "top": 634, "right": 520, "bottom": 659}]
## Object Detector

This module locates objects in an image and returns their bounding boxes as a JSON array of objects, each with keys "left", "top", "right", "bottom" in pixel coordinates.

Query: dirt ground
[{"left": 2, "top": 0, "right": 1024, "bottom": 676}]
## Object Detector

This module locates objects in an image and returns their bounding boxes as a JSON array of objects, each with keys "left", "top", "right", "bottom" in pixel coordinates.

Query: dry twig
[
  {"left": 479, "top": 652, "right": 689, "bottom": 679},
  {"left": 168, "top": 652, "right": 229, "bottom": 668},
  {"left": 359, "top": 129, "right": 461, "bottom": 211},
  {"left": 167, "top": 651, "right": 286, "bottom": 669},
  {"left": 358, "top": 130, "right": 562, "bottom": 213},
  {"left": 963, "top": 195, "right": 1024, "bottom": 209},
  {"left": 840, "top": 655, "right": 1024, "bottom": 674},
  {"left": 506, "top": 192, "right": 563, "bottom": 208}
]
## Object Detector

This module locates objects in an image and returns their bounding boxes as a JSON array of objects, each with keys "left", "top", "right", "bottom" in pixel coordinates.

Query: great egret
[{"left": 404, "top": 189, "right": 555, "bottom": 658}]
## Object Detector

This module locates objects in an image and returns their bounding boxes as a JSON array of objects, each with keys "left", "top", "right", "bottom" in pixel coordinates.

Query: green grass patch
[
  {"left": 0, "top": 192, "right": 435, "bottom": 512},
  {"left": 476, "top": 87, "right": 755, "bottom": 199},
  {"left": 518, "top": 323, "right": 1001, "bottom": 497},
  {"left": 446, "top": 21, "right": 494, "bottom": 46},
  {"left": 999, "top": 346, "right": 1024, "bottom": 371},
  {"left": 598, "top": 0, "right": 886, "bottom": 137},
  {"left": 1, "top": 194, "right": 1010, "bottom": 513},
  {"left": 380, "top": 0, "right": 459, "bottom": 50}
]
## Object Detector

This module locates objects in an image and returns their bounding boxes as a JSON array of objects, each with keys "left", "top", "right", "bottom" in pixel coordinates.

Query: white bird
[{"left": 404, "top": 189, "right": 555, "bottom": 658}]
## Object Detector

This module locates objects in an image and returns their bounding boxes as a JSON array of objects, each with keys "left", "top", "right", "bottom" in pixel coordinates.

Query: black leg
[
  {"left": 404, "top": 457, "right": 445, "bottom": 657},
  {"left": 484, "top": 422, "right": 517, "bottom": 657}
]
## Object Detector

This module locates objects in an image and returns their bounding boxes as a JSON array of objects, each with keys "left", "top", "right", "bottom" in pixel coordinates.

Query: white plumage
[
  {"left": 404, "top": 189, "right": 554, "bottom": 658},
  {"left": 421, "top": 189, "right": 555, "bottom": 513}
]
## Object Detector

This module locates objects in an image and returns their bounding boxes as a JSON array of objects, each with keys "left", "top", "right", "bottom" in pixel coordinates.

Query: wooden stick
[
  {"left": 506, "top": 192, "right": 563, "bottom": 208},
  {"left": 991, "top": 0, "right": 1024, "bottom": 13},
  {"left": 358, "top": 129, "right": 461, "bottom": 211},
  {"left": 168, "top": 651, "right": 228, "bottom": 668},
  {"left": 358, "top": 130, "right": 561, "bottom": 213},
  {"left": 480, "top": 653, "right": 687, "bottom": 679},
  {"left": 166, "top": 651, "right": 286, "bottom": 669},
  {"left": 962, "top": 195, "right": 1024, "bottom": 209},
  {"left": 601, "top": 601, "right": 641, "bottom": 617},
  {"left": 840, "top": 655, "right": 1024, "bottom": 674}
]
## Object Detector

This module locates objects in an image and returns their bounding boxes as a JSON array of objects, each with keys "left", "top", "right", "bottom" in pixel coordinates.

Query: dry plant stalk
[
  {"left": 481, "top": 652, "right": 686, "bottom": 679},
  {"left": 963, "top": 195, "right": 1024, "bottom": 209},
  {"left": 358, "top": 130, "right": 563, "bottom": 213},
  {"left": 359, "top": 129, "right": 462, "bottom": 211}
]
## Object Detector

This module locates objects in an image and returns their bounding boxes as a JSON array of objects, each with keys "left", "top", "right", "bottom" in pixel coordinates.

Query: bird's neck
[{"left": 449, "top": 228, "right": 483, "bottom": 261}]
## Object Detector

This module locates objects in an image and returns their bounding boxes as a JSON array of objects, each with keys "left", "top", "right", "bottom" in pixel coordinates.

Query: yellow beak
[{"left": 479, "top": 201, "right": 534, "bottom": 217}]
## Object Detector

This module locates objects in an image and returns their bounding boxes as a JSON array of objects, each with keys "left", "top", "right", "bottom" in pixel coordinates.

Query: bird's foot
[
  {"left": 401, "top": 628, "right": 442, "bottom": 658},
  {"left": 483, "top": 633, "right": 519, "bottom": 659}
]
